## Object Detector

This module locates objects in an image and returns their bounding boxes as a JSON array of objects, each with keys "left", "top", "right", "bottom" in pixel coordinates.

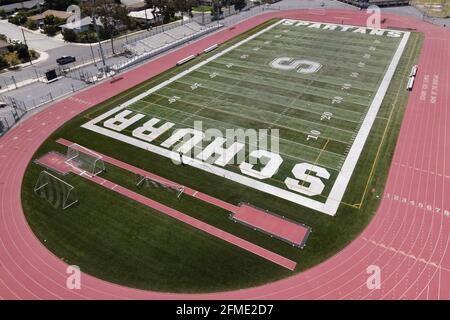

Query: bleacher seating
[
  {"left": 124, "top": 22, "right": 210, "bottom": 56},
  {"left": 115, "top": 22, "right": 223, "bottom": 72}
]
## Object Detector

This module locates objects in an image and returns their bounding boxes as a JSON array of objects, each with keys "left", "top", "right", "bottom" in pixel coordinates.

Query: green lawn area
[
  {"left": 21, "top": 19, "right": 424, "bottom": 293},
  {"left": 192, "top": 6, "right": 212, "bottom": 13}
]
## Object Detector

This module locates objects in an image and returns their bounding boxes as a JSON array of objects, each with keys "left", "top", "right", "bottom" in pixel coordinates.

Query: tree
[
  {"left": 42, "top": 15, "right": 65, "bottom": 36},
  {"left": 16, "top": 44, "right": 30, "bottom": 61},
  {"left": 8, "top": 12, "right": 27, "bottom": 26},
  {"left": 0, "top": 9, "right": 7, "bottom": 19},
  {"left": 45, "top": 0, "right": 80, "bottom": 11},
  {"left": 211, "top": 0, "right": 223, "bottom": 21},
  {"left": 145, "top": 0, "right": 165, "bottom": 24},
  {"left": 82, "top": 0, "right": 130, "bottom": 54},
  {"left": 0, "top": 55, "right": 8, "bottom": 70},
  {"left": 62, "top": 29, "right": 78, "bottom": 42},
  {"left": 26, "top": 19, "right": 38, "bottom": 30},
  {"left": 173, "top": 0, "right": 196, "bottom": 20},
  {"left": 145, "top": 0, "right": 195, "bottom": 24},
  {"left": 4, "top": 52, "right": 20, "bottom": 68},
  {"left": 234, "top": 0, "right": 246, "bottom": 11}
]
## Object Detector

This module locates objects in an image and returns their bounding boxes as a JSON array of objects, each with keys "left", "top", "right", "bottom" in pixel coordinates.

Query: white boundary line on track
[{"left": 81, "top": 19, "right": 410, "bottom": 216}]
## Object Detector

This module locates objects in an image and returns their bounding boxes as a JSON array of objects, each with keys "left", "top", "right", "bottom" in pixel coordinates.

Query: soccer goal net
[
  {"left": 65, "top": 143, "right": 105, "bottom": 176},
  {"left": 34, "top": 171, "right": 79, "bottom": 209},
  {"left": 136, "top": 174, "right": 185, "bottom": 199}
]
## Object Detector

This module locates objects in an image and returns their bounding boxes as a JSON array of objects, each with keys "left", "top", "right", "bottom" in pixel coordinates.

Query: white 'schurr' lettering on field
[{"left": 81, "top": 19, "right": 410, "bottom": 216}]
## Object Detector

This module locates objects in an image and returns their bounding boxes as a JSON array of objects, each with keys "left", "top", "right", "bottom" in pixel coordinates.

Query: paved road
[
  {"left": 0, "top": 0, "right": 448, "bottom": 120},
  {"left": 0, "top": 8, "right": 449, "bottom": 300}
]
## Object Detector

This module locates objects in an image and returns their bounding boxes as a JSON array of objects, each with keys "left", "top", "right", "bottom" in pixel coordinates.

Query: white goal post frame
[
  {"left": 136, "top": 174, "right": 185, "bottom": 199},
  {"left": 65, "top": 143, "right": 106, "bottom": 177},
  {"left": 34, "top": 171, "right": 79, "bottom": 210}
]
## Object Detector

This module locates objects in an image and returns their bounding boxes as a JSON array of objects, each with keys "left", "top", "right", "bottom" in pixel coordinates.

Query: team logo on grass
[
  {"left": 82, "top": 19, "right": 410, "bottom": 216},
  {"left": 270, "top": 57, "right": 322, "bottom": 74}
]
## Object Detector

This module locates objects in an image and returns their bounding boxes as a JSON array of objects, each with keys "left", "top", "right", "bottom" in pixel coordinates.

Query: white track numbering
[{"left": 82, "top": 19, "right": 410, "bottom": 216}]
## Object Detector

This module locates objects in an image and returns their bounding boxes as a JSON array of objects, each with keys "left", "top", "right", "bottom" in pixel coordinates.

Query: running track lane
[
  {"left": 72, "top": 171, "right": 296, "bottom": 271},
  {"left": 56, "top": 138, "right": 239, "bottom": 213},
  {"left": 0, "top": 9, "right": 449, "bottom": 299}
]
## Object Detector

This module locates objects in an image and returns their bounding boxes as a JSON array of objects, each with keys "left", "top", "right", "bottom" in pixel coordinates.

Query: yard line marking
[{"left": 82, "top": 20, "right": 410, "bottom": 216}]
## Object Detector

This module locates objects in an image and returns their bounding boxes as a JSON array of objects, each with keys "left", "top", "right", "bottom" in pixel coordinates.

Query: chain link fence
[
  {"left": 0, "top": 77, "right": 90, "bottom": 137},
  {"left": 0, "top": 2, "right": 281, "bottom": 138}
]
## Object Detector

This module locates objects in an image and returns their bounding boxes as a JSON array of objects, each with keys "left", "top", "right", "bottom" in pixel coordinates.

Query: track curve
[{"left": 0, "top": 9, "right": 449, "bottom": 300}]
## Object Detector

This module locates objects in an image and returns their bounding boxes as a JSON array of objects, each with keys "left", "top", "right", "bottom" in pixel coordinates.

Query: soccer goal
[
  {"left": 136, "top": 174, "right": 185, "bottom": 199},
  {"left": 65, "top": 143, "right": 105, "bottom": 176},
  {"left": 34, "top": 171, "right": 79, "bottom": 209}
]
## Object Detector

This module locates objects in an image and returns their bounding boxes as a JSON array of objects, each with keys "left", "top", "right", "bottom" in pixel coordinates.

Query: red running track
[
  {"left": 56, "top": 138, "right": 308, "bottom": 250},
  {"left": 0, "top": 9, "right": 449, "bottom": 299},
  {"left": 44, "top": 140, "right": 297, "bottom": 270},
  {"left": 231, "top": 204, "right": 310, "bottom": 248}
]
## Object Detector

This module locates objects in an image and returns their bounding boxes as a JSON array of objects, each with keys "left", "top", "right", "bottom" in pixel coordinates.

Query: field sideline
[
  {"left": 20, "top": 17, "right": 423, "bottom": 293},
  {"left": 82, "top": 19, "right": 409, "bottom": 215}
]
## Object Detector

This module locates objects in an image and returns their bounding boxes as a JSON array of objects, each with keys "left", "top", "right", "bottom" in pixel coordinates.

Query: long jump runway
[{"left": 0, "top": 9, "right": 448, "bottom": 299}]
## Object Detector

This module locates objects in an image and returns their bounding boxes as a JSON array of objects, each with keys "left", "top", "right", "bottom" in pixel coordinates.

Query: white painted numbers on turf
[{"left": 81, "top": 19, "right": 409, "bottom": 216}]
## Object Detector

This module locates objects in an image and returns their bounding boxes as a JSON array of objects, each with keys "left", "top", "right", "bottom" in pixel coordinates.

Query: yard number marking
[
  {"left": 306, "top": 130, "right": 321, "bottom": 141},
  {"left": 332, "top": 96, "right": 343, "bottom": 104},
  {"left": 168, "top": 96, "right": 180, "bottom": 104},
  {"left": 191, "top": 83, "right": 202, "bottom": 91},
  {"left": 321, "top": 112, "right": 333, "bottom": 121}
]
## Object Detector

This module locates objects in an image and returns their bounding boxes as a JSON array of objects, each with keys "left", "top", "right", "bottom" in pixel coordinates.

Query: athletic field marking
[
  {"left": 56, "top": 138, "right": 296, "bottom": 269},
  {"left": 354, "top": 35, "right": 421, "bottom": 207},
  {"left": 82, "top": 20, "right": 410, "bottom": 216}
]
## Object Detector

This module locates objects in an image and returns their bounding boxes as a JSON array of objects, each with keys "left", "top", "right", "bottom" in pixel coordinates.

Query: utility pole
[
  {"left": 20, "top": 27, "right": 33, "bottom": 66},
  {"left": 91, "top": 0, "right": 107, "bottom": 73},
  {"left": 89, "top": 42, "right": 96, "bottom": 65},
  {"left": 144, "top": 8, "right": 149, "bottom": 30},
  {"left": 20, "top": 27, "right": 27, "bottom": 46}
]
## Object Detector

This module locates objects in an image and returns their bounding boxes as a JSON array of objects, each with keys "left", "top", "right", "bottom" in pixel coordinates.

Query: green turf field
[
  {"left": 83, "top": 20, "right": 409, "bottom": 214},
  {"left": 21, "top": 19, "right": 424, "bottom": 293}
]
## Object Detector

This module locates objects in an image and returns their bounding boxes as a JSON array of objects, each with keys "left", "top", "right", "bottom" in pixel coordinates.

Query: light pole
[
  {"left": 20, "top": 27, "right": 33, "bottom": 66},
  {"left": 144, "top": 7, "right": 149, "bottom": 30},
  {"left": 91, "top": 0, "right": 107, "bottom": 73}
]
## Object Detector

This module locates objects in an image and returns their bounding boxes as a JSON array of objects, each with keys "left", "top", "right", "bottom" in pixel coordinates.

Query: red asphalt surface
[
  {"left": 231, "top": 205, "right": 309, "bottom": 247},
  {"left": 0, "top": 9, "right": 449, "bottom": 299},
  {"left": 34, "top": 152, "right": 74, "bottom": 175},
  {"left": 56, "top": 138, "right": 308, "bottom": 251},
  {"left": 48, "top": 139, "right": 297, "bottom": 270}
]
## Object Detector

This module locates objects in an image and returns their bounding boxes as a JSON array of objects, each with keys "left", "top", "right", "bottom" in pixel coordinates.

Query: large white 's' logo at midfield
[{"left": 270, "top": 57, "right": 322, "bottom": 74}]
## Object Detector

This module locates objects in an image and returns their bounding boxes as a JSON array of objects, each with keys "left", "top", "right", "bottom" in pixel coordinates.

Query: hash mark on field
[
  {"left": 166, "top": 79, "right": 365, "bottom": 125},
  {"left": 268, "top": 105, "right": 290, "bottom": 129},
  {"left": 133, "top": 99, "right": 346, "bottom": 164},
  {"left": 168, "top": 80, "right": 355, "bottom": 144},
  {"left": 130, "top": 102, "right": 344, "bottom": 172}
]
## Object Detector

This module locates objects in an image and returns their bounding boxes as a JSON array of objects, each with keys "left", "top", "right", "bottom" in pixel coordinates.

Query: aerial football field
[{"left": 21, "top": 18, "right": 423, "bottom": 293}]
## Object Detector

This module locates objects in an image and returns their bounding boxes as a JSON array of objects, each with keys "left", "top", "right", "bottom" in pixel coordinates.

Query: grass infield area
[{"left": 22, "top": 18, "right": 423, "bottom": 293}]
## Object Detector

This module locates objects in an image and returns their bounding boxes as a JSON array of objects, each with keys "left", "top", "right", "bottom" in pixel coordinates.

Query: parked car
[
  {"left": 10, "top": 39, "right": 22, "bottom": 45},
  {"left": 56, "top": 56, "right": 76, "bottom": 65},
  {"left": 0, "top": 102, "right": 8, "bottom": 109}
]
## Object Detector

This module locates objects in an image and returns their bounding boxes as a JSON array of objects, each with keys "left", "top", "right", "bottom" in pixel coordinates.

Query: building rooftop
[{"left": 29, "top": 10, "right": 74, "bottom": 22}]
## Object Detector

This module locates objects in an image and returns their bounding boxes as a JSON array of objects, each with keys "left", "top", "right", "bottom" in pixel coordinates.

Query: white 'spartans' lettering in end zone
[
  {"left": 281, "top": 19, "right": 403, "bottom": 37},
  {"left": 81, "top": 19, "right": 410, "bottom": 216}
]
